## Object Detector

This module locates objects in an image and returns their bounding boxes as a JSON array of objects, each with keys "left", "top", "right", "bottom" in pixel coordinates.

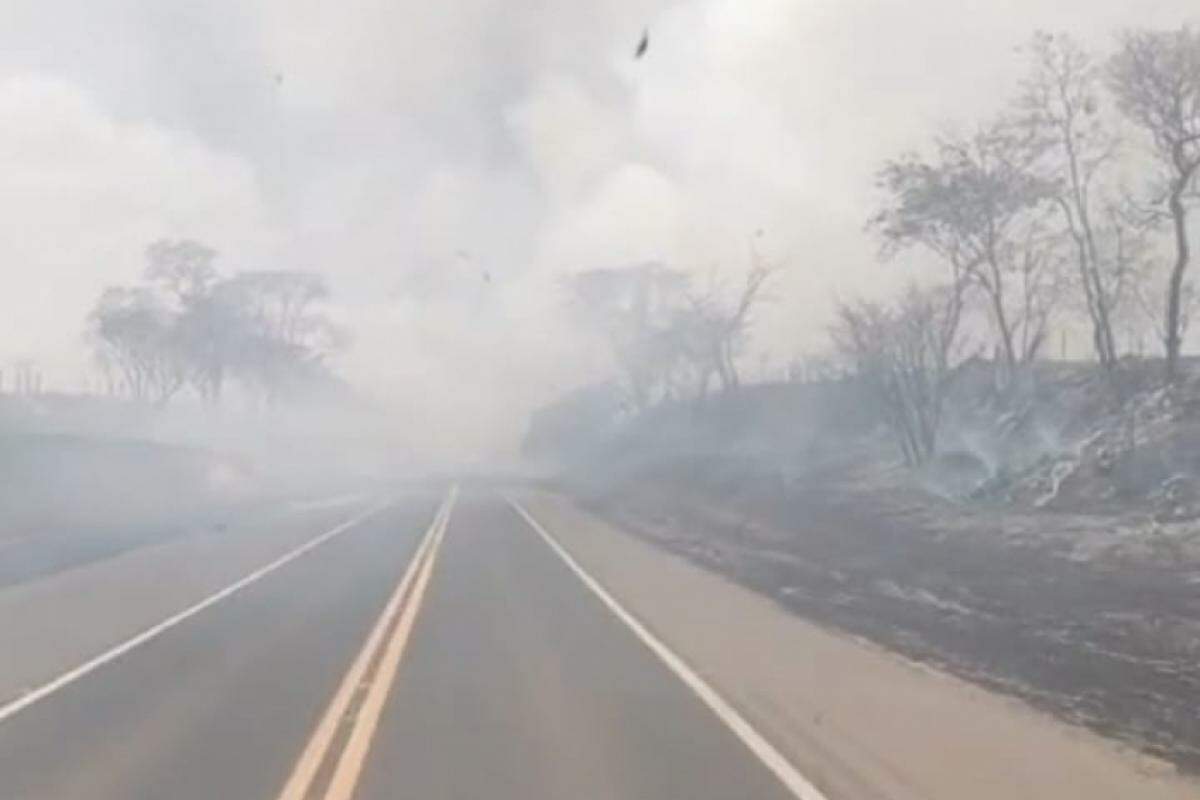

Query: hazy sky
[{"left": 1, "top": 0, "right": 1196, "bottom": 454}]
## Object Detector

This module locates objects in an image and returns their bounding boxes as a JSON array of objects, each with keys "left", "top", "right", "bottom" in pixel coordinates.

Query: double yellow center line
[{"left": 277, "top": 485, "right": 458, "bottom": 800}]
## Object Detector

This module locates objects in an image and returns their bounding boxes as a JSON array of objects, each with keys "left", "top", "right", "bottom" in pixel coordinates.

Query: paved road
[{"left": 0, "top": 487, "right": 808, "bottom": 800}]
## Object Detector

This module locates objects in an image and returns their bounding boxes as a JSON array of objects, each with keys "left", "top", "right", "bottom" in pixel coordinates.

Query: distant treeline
[
  {"left": 549, "top": 26, "right": 1200, "bottom": 469},
  {"left": 89, "top": 239, "right": 347, "bottom": 407}
]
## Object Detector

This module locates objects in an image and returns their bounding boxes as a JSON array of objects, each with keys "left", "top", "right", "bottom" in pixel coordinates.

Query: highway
[{"left": 0, "top": 485, "right": 811, "bottom": 800}]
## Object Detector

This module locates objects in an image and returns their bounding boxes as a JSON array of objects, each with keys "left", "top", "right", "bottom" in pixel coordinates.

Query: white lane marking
[
  {"left": 0, "top": 501, "right": 392, "bottom": 726},
  {"left": 508, "top": 498, "right": 831, "bottom": 800}
]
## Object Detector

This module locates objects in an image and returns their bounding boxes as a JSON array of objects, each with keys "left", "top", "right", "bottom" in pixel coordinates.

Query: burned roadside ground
[
  {"left": 543, "top": 364, "right": 1200, "bottom": 774},
  {"left": 581, "top": 459, "right": 1200, "bottom": 773}
]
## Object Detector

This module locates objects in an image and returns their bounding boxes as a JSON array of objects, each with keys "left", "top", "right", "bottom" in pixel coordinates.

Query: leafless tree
[
  {"left": 1017, "top": 31, "right": 1136, "bottom": 373},
  {"left": 89, "top": 243, "right": 346, "bottom": 408},
  {"left": 567, "top": 263, "right": 691, "bottom": 411},
  {"left": 870, "top": 119, "right": 1058, "bottom": 382},
  {"left": 831, "top": 282, "right": 967, "bottom": 466},
  {"left": 88, "top": 287, "right": 187, "bottom": 406},
  {"left": 566, "top": 256, "right": 776, "bottom": 409},
  {"left": 1132, "top": 254, "right": 1197, "bottom": 356},
  {"left": 214, "top": 271, "right": 346, "bottom": 406},
  {"left": 144, "top": 239, "right": 218, "bottom": 307},
  {"left": 1008, "top": 221, "right": 1067, "bottom": 364},
  {"left": 1108, "top": 26, "right": 1200, "bottom": 382},
  {"left": 677, "top": 255, "right": 777, "bottom": 399},
  {"left": 220, "top": 271, "right": 336, "bottom": 348}
]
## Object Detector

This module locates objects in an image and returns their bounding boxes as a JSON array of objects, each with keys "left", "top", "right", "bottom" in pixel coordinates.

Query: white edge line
[
  {"left": 0, "top": 500, "right": 392, "bottom": 725},
  {"left": 507, "top": 497, "right": 831, "bottom": 800}
]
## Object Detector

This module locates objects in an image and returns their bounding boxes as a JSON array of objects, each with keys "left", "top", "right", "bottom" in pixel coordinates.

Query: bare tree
[
  {"left": 1017, "top": 31, "right": 1134, "bottom": 373},
  {"left": 216, "top": 271, "right": 346, "bottom": 405},
  {"left": 567, "top": 263, "right": 691, "bottom": 411},
  {"left": 677, "top": 256, "right": 777, "bottom": 399},
  {"left": 88, "top": 287, "right": 186, "bottom": 406},
  {"left": 871, "top": 119, "right": 1058, "bottom": 381},
  {"left": 144, "top": 239, "right": 218, "bottom": 307},
  {"left": 140, "top": 240, "right": 234, "bottom": 403},
  {"left": 176, "top": 283, "right": 248, "bottom": 404},
  {"left": 1108, "top": 26, "right": 1200, "bottom": 382},
  {"left": 88, "top": 243, "right": 346, "bottom": 408},
  {"left": 221, "top": 271, "right": 333, "bottom": 349},
  {"left": 831, "top": 282, "right": 967, "bottom": 466},
  {"left": 1010, "top": 222, "right": 1066, "bottom": 364},
  {"left": 1132, "top": 252, "right": 1197, "bottom": 356}
]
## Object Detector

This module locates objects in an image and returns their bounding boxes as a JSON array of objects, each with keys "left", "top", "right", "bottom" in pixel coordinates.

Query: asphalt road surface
[{"left": 0, "top": 486, "right": 811, "bottom": 800}]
